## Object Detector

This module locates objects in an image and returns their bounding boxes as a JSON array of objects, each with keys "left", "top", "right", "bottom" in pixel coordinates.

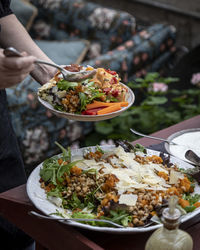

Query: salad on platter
[
  {"left": 38, "top": 141, "right": 200, "bottom": 228},
  {"left": 38, "top": 64, "right": 131, "bottom": 116}
]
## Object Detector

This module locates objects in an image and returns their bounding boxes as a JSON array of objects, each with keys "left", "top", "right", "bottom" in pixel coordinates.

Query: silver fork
[{"left": 29, "top": 211, "right": 124, "bottom": 228}]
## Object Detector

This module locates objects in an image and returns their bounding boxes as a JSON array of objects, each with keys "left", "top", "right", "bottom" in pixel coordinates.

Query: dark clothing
[
  {"left": 0, "top": 90, "right": 26, "bottom": 193},
  {"left": 0, "top": 0, "right": 26, "bottom": 195},
  {"left": 0, "top": 1, "right": 33, "bottom": 249},
  {"left": 0, "top": 0, "right": 12, "bottom": 18}
]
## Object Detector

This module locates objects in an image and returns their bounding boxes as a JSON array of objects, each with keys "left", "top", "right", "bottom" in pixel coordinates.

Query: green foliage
[{"left": 85, "top": 72, "right": 200, "bottom": 145}]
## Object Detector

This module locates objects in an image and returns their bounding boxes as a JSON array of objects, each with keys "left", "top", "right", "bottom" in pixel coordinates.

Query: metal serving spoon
[
  {"left": 29, "top": 211, "right": 124, "bottom": 228},
  {"left": 130, "top": 128, "right": 179, "bottom": 146},
  {"left": 185, "top": 150, "right": 200, "bottom": 166},
  {"left": 3, "top": 47, "right": 96, "bottom": 81}
]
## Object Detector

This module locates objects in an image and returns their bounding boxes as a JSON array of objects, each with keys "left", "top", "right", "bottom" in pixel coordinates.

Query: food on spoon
[
  {"left": 39, "top": 142, "right": 200, "bottom": 228},
  {"left": 38, "top": 64, "right": 129, "bottom": 115}
]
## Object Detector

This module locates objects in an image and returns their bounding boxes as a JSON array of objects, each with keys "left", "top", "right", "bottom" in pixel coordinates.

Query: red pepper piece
[
  {"left": 112, "top": 89, "right": 119, "bottom": 97},
  {"left": 82, "top": 107, "right": 106, "bottom": 115},
  {"left": 110, "top": 77, "right": 118, "bottom": 85},
  {"left": 105, "top": 69, "right": 117, "bottom": 75}
]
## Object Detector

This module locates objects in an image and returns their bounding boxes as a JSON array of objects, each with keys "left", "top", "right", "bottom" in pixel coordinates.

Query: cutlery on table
[
  {"left": 29, "top": 211, "right": 124, "bottom": 228},
  {"left": 130, "top": 128, "right": 179, "bottom": 146},
  {"left": 185, "top": 150, "right": 200, "bottom": 166}
]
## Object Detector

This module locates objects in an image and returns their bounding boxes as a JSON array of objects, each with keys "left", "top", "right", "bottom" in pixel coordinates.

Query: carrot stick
[
  {"left": 94, "top": 100, "right": 129, "bottom": 107},
  {"left": 97, "top": 103, "right": 121, "bottom": 115},
  {"left": 86, "top": 101, "right": 128, "bottom": 110}
]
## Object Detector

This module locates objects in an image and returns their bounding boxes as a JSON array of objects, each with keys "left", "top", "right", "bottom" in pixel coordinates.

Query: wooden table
[{"left": 0, "top": 115, "right": 200, "bottom": 250}]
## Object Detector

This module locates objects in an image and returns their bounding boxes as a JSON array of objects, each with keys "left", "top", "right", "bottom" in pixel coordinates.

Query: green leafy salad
[{"left": 39, "top": 142, "right": 200, "bottom": 228}]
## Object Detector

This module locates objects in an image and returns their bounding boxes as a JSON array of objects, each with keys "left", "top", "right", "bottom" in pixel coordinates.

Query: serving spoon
[
  {"left": 3, "top": 47, "right": 96, "bottom": 81},
  {"left": 185, "top": 150, "right": 200, "bottom": 166},
  {"left": 29, "top": 211, "right": 124, "bottom": 228}
]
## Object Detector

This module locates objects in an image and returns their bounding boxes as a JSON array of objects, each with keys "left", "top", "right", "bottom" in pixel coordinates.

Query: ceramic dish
[
  {"left": 164, "top": 128, "right": 200, "bottom": 164},
  {"left": 27, "top": 145, "right": 200, "bottom": 234},
  {"left": 38, "top": 83, "right": 134, "bottom": 121}
]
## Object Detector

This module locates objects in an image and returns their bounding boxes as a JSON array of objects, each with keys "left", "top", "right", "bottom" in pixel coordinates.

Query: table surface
[{"left": 0, "top": 115, "right": 200, "bottom": 250}]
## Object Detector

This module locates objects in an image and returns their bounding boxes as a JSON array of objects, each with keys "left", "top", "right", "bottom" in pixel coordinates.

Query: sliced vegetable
[
  {"left": 86, "top": 101, "right": 128, "bottom": 110},
  {"left": 97, "top": 103, "right": 121, "bottom": 115},
  {"left": 81, "top": 107, "right": 105, "bottom": 115}
]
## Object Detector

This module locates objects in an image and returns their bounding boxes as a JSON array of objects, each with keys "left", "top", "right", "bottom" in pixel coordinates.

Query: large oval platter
[{"left": 27, "top": 145, "right": 200, "bottom": 234}]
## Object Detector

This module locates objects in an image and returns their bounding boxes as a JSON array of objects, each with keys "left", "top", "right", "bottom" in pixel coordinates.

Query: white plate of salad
[
  {"left": 38, "top": 65, "right": 135, "bottom": 121},
  {"left": 27, "top": 141, "right": 200, "bottom": 234}
]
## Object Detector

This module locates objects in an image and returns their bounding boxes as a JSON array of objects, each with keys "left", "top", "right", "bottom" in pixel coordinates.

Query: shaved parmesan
[
  {"left": 119, "top": 194, "right": 138, "bottom": 206},
  {"left": 169, "top": 169, "right": 184, "bottom": 185}
]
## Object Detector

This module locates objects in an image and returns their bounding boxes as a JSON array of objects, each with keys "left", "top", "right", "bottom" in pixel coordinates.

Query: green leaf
[
  {"left": 79, "top": 92, "right": 88, "bottom": 111},
  {"left": 142, "top": 96, "right": 168, "bottom": 105},
  {"left": 57, "top": 160, "right": 82, "bottom": 182},
  {"left": 96, "top": 145, "right": 104, "bottom": 153},
  {"left": 163, "top": 77, "right": 179, "bottom": 83},
  {"left": 57, "top": 80, "right": 78, "bottom": 90},
  {"left": 54, "top": 104, "right": 65, "bottom": 111},
  {"left": 182, "top": 193, "right": 200, "bottom": 205},
  {"left": 184, "top": 206, "right": 196, "bottom": 213},
  {"left": 55, "top": 141, "right": 71, "bottom": 161},
  {"left": 133, "top": 143, "right": 147, "bottom": 153},
  {"left": 67, "top": 193, "right": 85, "bottom": 210},
  {"left": 144, "top": 72, "right": 160, "bottom": 82}
]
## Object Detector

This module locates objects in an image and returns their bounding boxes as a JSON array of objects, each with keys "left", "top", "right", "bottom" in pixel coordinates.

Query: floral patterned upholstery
[
  {"left": 6, "top": 0, "right": 176, "bottom": 172},
  {"left": 6, "top": 77, "right": 93, "bottom": 173},
  {"left": 30, "top": 0, "right": 136, "bottom": 56}
]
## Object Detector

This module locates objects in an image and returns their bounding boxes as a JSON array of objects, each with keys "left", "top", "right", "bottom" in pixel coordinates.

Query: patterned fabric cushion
[
  {"left": 30, "top": 0, "right": 136, "bottom": 56},
  {"left": 6, "top": 77, "right": 93, "bottom": 173},
  {"left": 11, "top": 0, "right": 38, "bottom": 31},
  {"left": 83, "top": 24, "right": 176, "bottom": 82},
  {"left": 35, "top": 39, "right": 90, "bottom": 65}
]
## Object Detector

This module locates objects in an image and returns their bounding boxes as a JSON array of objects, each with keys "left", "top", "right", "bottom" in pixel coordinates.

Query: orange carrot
[
  {"left": 93, "top": 100, "right": 129, "bottom": 107},
  {"left": 179, "top": 198, "right": 190, "bottom": 208},
  {"left": 97, "top": 103, "right": 121, "bottom": 115},
  {"left": 194, "top": 202, "right": 200, "bottom": 208},
  {"left": 86, "top": 101, "right": 128, "bottom": 110}
]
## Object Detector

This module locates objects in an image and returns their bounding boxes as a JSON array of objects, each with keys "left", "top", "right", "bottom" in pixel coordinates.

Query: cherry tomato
[
  {"left": 105, "top": 69, "right": 117, "bottom": 75},
  {"left": 112, "top": 89, "right": 119, "bottom": 97},
  {"left": 110, "top": 77, "right": 118, "bottom": 85},
  {"left": 103, "top": 88, "right": 111, "bottom": 94}
]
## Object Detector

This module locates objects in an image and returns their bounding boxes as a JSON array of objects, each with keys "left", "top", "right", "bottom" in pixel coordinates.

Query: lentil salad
[{"left": 39, "top": 142, "right": 200, "bottom": 228}]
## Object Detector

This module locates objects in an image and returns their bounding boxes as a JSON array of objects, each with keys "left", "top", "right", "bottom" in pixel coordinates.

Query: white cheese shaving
[
  {"left": 169, "top": 169, "right": 184, "bottom": 185},
  {"left": 119, "top": 194, "right": 138, "bottom": 206}
]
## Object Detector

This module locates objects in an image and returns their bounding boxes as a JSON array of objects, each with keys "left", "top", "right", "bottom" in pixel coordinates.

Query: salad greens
[
  {"left": 57, "top": 80, "right": 78, "bottom": 90},
  {"left": 39, "top": 142, "right": 200, "bottom": 228}
]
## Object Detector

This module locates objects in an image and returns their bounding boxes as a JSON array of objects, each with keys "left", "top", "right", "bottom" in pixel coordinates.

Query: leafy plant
[{"left": 84, "top": 72, "right": 200, "bottom": 145}]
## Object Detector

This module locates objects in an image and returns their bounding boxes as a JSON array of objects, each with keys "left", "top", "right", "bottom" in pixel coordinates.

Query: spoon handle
[
  {"left": 3, "top": 47, "right": 67, "bottom": 73},
  {"left": 130, "top": 128, "right": 177, "bottom": 145}
]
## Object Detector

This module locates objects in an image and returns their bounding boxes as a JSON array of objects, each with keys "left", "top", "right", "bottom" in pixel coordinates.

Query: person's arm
[{"left": 0, "top": 14, "right": 56, "bottom": 84}]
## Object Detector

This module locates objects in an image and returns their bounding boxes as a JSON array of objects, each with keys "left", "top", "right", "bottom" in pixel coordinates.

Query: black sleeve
[{"left": 0, "top": 0, "right": 12, "bottom": 18}]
